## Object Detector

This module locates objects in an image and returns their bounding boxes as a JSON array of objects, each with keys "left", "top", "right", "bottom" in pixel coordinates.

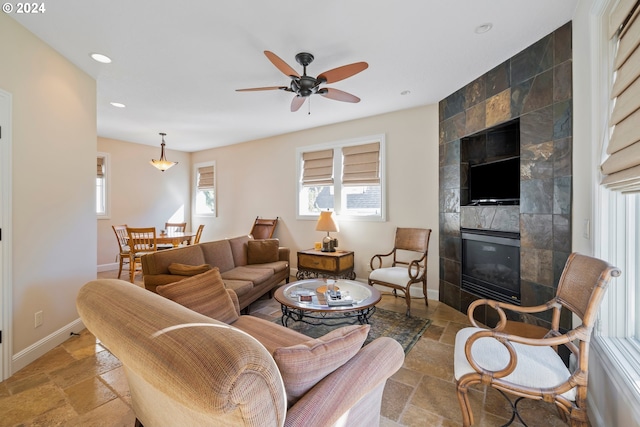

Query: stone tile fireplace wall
[{"left": 438, "top": 22, "right": 573, "bottom": 329}]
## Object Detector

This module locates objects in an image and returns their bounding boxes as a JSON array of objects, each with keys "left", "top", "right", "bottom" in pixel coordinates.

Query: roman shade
[
  {"left": 197, "top": 165, "right": 214, "bottom": 190},
  {"left": 97, "top": 157, "right": 104, "bottom": 178},
  {"left": 342, "top": 141, "right": 380, "bottom": 186},
  {"left": 601, "top": 0, "right": 640, "bottom": 193},
  {"left": 301, "top": 149, "right": 334, "bottom": 186}
]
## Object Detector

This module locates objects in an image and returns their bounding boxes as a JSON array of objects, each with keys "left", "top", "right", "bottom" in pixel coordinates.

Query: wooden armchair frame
[
  {"left": 368, "top": 227, "right": 431, "bottom": 316},
  {"left": 455, "top": 253, "right": 621, "bottom": 427}
]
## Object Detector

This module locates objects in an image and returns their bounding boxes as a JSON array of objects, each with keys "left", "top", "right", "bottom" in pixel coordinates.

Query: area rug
[{"left": 274, "top": 308, "right": 431, "bottom": 354}]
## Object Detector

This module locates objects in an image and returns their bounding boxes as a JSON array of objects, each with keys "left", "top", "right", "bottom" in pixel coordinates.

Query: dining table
[{"left": 156, "top": 230, "right": 197, "bottom": 248}]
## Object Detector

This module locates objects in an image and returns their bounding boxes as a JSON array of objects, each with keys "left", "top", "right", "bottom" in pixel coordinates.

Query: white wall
[
  {"left": 190, "top": 105, "right": 440, "bottom": 296},
  {"left": 97, "top": 137, "right": 192, "bottom": 268},
  {"left": 0, "top": 13, "right": 97, "bottom": 373}
]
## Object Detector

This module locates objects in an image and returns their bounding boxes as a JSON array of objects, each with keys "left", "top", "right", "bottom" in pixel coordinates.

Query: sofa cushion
[
  {"left": 141, "top": 244, "right": 206, "bottom": 275},
  {"left": 200, "top": 240, "right": 236, "bottom": 273},
  {"left": 247, "top": 239, "right": 279, "bottom": 264},
  {"left": 228, "top": 235, "right": 251, "bottom": 267},
  {"left": 245, "top": 260, "right": 289, "bottom": 274},
  {"left": 221, "top": 279, "right": 253, "bottom": 298},
  {"left": 221, "top": 266, "right": 273, "bottom": 286},
  {"left": 167, "top": 263, "right": 212, "bottom": 276},
  {"left": 155, "top": 267, "right": 239, "bottom": 324},
  {"left": 273, "top": 324, "right": 370, "bottom": 406}
]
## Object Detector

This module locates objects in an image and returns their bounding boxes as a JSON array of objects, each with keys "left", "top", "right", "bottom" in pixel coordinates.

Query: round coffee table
[{"left": 274, "top": 279, "right": 381, "bottom": 327}]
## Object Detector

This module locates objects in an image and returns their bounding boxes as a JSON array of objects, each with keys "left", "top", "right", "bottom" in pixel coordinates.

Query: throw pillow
[
  {"left": 167, "top": 263, "right": 212, "bottom": 276},
  {"left": 273, "top": 324, "right": 369, "bottom": 406},
  {"left": 247, "top": 239, "right": 279, "bottom": 264},
  {"left": 156, "top": 267, "right": 239, "bottom": 324}
]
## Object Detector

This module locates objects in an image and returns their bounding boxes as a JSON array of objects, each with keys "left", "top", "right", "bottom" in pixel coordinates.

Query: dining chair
[
  {"left": 193, "top": 224, "right": 205, "bottom": 244},
  {"left": 126, "top": 227, "right": 157, "bottom": 283},
  {"left": 165, "top": 222, "right": 187, "bottom": 232},
  {"left": 111, "top": 224, "right": 130, "bottom": 279},
  {"left": 368, "top": 227, "right": 432, "bottom": 316},
  {"left": 454, "top": 252, "right": 621, "bottom": 427},
  {"left": 158, "top": 222, "right": 188, "bottom": 249}
]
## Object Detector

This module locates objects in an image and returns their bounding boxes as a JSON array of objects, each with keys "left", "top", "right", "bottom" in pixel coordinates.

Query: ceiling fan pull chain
[{"left": 308, "top": 97, "right": 311, "bottom": 115}]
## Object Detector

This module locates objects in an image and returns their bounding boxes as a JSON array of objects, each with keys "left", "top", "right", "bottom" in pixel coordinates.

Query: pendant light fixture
[{"left": 150, "top": 132, "right": 178, "bottom": 172}]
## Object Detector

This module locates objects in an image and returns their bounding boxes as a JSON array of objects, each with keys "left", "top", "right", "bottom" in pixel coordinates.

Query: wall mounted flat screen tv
[{"left": 469, "top": 157, "right": 520, "bottom": 204}]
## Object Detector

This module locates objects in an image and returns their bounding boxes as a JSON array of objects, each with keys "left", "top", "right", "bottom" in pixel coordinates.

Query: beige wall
[
  {"left": 191, "top": 105, "right": 441, "bottom": 296},
  {"left": 0, "top": 13, "right": 97, "bottom": 371},
  {"left": 97, "top": 137, "right": 192, "bottom": 268}
]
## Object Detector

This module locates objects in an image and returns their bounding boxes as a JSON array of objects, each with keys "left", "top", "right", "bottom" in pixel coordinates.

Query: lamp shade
[{"left": 315, "top": 211, "right": 338, "bottom": 232}]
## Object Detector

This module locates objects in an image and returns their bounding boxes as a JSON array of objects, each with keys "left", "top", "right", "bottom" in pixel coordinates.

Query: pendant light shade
[{"left": 150, "top": 132, "right": 178, "bottom": 172}]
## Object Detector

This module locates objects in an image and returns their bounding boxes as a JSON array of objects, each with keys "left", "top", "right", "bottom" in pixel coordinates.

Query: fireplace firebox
[{"left": 461, "top": 228, "right": 521, "bottom": 304}]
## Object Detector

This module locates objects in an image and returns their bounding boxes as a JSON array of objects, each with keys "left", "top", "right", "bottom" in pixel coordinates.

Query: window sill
[{"left": 591, "top": 336, "right": 640, "bottom": 422}]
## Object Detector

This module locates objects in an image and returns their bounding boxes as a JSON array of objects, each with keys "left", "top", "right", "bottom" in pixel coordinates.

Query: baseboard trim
[
  {"left": 12, "top": 318, "right": 86, "bottom": 375},
  {"left": 98, "top": 263, "right": 118, "bottom": 272}
]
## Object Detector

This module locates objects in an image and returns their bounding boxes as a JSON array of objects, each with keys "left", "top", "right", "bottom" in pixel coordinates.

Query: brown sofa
[
  {"left": 141, "top": 235, "right": 289, "bottom": 310},
  {"left": 77, "top": 277, "right": 405, "bottom": 427}
]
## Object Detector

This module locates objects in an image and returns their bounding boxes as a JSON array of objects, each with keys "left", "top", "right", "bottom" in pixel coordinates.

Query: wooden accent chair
[
  {"left": 111, "top": 224, "right": 130, "bottom": 279},
  {"left": 126, "top": 227, "right": 158, "bottom": 283},
  {"left": 454, "top": 252, "right": 621, "bottom": 427},
  {"left": 368, "top": 227, "right": 432, "bottom": 316},
  {"left": 249, "top": 217, "right": 278, "bottom": 239}
]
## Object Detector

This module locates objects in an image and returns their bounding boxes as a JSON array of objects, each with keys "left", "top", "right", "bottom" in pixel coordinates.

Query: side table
[{"left": 296, "top": 249, "right": 356, "bottom": 280}]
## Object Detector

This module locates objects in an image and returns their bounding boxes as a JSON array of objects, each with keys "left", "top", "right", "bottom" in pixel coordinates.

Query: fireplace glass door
[{"left": 461, "top": 229, "right": 521, "bottom": 304}]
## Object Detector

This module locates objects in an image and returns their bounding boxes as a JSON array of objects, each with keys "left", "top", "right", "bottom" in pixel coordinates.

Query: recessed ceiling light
[
  {"left": 401, "top": 90, "right": 411, "bottom": 96},
  {"left": 475, "top": 23, "right": 493, "bottom": 34},
  {"left": 110, "top": 102, "right": 126, "bottom": 108},
  {"left": 90, "top": 53, "right": 112, "bottom": 63}
]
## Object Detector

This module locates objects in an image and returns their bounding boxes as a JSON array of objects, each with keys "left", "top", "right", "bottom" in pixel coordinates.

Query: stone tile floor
[{"left": 0, "top": 271, "right": 570, "bottom": 426}]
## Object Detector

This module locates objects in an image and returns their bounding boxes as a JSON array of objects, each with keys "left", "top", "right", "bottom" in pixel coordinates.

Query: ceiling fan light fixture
[{"left": 150, "top": 132, "right": 178, "bottom": 172}]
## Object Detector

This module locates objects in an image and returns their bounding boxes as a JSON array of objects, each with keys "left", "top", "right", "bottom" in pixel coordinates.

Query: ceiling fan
[{"left": 236, "top": 51, "right": 368, "bottom": 112}]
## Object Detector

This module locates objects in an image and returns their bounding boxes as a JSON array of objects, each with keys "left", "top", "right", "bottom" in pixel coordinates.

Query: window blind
[
  {"left": 197, "top": 165, "right": 214, "bottom": 190},
  {"left": 601, "top": 0, "right": 640, "bottom": 193},
  {"left": 97, "top": 157, "right": 104, "bottom": 178},
  {"left": 301, "top": 149, "right": 334, "bottom": 186},
  {"left": 342, "top": 141, "right": 380, "bottom": 186}
]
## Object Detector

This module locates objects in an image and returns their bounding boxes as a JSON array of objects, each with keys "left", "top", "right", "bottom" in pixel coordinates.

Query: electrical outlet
[{"left": 34, "top": 311, "right": 43, "bottom": 328}]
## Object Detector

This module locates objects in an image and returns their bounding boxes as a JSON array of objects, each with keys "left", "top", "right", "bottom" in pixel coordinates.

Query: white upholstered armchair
[{"left": 454, "top": 252, "right": 621, "bottom": 426}]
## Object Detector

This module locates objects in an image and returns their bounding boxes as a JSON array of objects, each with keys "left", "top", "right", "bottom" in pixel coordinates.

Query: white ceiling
[{"left": 11, "top": 0, "right": 578, "bottom": 152}]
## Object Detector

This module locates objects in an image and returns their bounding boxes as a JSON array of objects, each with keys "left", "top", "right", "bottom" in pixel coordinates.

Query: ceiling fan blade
[
  {"left": 291, "top": 96, "right": 306, "bottom": 112},
  {"left": 236, "top": 86, "right": 288, "bottom": 92},
  {"left": 264, "top": 51, "right": 300, "bottom": 79},
  {"left": 317, "top": 62, "right": 368, "bottom": 84},
  {"left": 320, "top": 88, "right": 361, "bottom": 103}
]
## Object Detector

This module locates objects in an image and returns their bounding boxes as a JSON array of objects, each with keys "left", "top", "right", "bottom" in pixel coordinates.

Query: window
[
  {"left": 297, "top": 135, "right": 385, "bottom": 220},
  {"left": 594, "top": 0, "right": 640, "bottom": 406},
  {"left": 194, "top": 162, "right": 215, "bottom": 216},
  {"left": 96, "top": 153, "right": 110, "bottom": 218}
]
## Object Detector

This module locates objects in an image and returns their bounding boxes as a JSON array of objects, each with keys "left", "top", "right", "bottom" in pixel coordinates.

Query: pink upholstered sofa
[{"left": 77, "top": 275, "right": 405, "bottom": 427}]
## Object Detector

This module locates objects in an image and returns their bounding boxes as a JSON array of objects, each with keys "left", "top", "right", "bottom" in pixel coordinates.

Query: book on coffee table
[{"left": 325, "top": 291, "right": 354, "bottom": 306}]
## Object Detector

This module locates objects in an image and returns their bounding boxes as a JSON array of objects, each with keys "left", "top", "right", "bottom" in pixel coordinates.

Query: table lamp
[{"left": 316, "top": 210, "right": 339, "bottom": 252}]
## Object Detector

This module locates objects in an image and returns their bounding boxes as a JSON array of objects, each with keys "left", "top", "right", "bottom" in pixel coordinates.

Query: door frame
[{"left": 0, "top": 88, "right": 13, "bottom": 380}]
